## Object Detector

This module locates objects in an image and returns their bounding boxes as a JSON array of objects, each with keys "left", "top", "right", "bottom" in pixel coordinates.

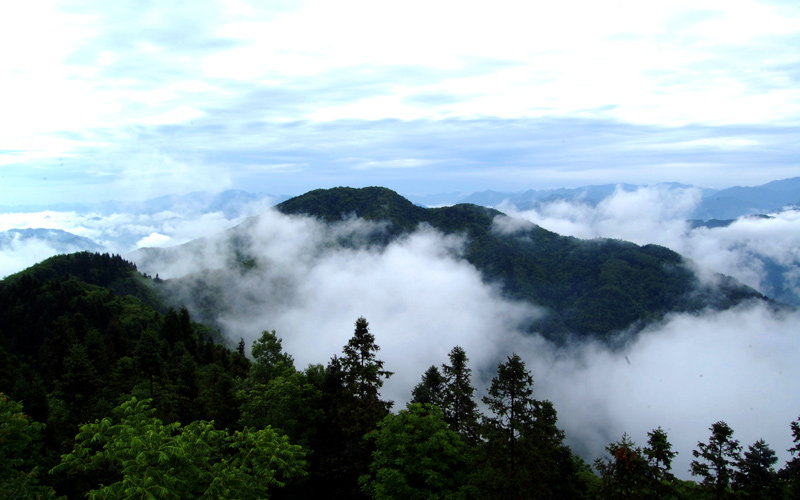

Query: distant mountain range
[
  {"left": 2, "top": 178, "right": 799, "bottom": 220},
  {"left": 405, "top": 177, "right": 800, "bottom": 219},
  {"left": 0, "top": 228, "right": 103, "bottom": 253},
  {"left": 0, "top": 189, "right": 290, "bottom": 218}
]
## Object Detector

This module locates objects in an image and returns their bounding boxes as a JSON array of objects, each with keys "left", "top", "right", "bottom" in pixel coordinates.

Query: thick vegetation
[{"left": 1, "top": 252, "right": 794, "bottom": 499}]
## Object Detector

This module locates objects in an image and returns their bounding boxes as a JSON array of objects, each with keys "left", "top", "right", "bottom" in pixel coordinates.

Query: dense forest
[
  {"left": 145, "top": 186, "right": 769, "bottom": 345},
  {"left": 1, "top": 252, "right": 799, "bottom": 499}
]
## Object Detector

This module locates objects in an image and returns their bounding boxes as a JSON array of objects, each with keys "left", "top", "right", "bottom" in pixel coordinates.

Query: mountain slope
[{"left": 274, "top": 187, "right": 767, "bottom": 341}]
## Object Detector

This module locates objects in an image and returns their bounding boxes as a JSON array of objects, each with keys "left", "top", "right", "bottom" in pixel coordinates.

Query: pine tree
[
  {"left": 690, "top": 421, "right": 742, "bottom": 500},
  {"left": 734, "top": 439, "right": 780, "bottom": 499},
  {"left": 441, "top": 346, "right": 479, "bottom": 443},
  {"left": 410, "top": 365, "right": 445, "bottom": 406}
]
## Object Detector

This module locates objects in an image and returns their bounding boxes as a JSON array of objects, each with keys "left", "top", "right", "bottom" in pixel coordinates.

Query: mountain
[
  {"left": 0, "top": 228, "right": 104, "bottom": 253},
  {"left": 142, "top": 186, "right": 767, "bottom": 344},
  {"left": 432, "top": 178, "right": 800, "bottom": 221},
  {"left": 693, "top": 177, "right": 800, "bottom": 220},
  {"left": 0, "top": 189, "right": 290, "bottom": 218}
]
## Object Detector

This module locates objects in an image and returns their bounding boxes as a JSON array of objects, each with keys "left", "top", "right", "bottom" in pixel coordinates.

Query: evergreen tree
[
  {"left": 441, "top": 346, "right": 480, "bottom": 443},
  {"left": 734, "top": 439, "right": 781, "bottom": 499},
  {"left": 781, "top": 415, "right": 800, "bottom": 498},
  {"left": 595, "top": 433, "right": 651, "bottom": 500},
  {"left": 323, "top": 317, "right": 394, "bottom": 500},
  {"left": 481, "top": 353, "right": 535, "bottom": 477},
  {"left": 250, "top": 329, "right": 295, "bottom": 384},
  {"left": 410, "top": 365, "right": 445, "bottom": 406},
  {"left": 690, "top": 421, "right": 742, "bottom": 500},
  {"left": 643, "top": 426, "right": 678, "bottom": 499}
]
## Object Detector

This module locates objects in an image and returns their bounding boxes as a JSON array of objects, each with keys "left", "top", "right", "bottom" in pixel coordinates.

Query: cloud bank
[
  {"left": 501, "top": 185, "right": 800, "bottom": 305},
  {"left": 129, "top": 203, "right": 800, "bottom": 478}
]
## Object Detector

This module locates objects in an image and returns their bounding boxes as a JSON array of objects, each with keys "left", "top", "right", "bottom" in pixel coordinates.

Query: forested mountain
[
  {"left": 1, "top": 254, "right": 798, "bottom": 498},
  {"left": 270, "top": 187, "right": 767, "bottom": 341}
]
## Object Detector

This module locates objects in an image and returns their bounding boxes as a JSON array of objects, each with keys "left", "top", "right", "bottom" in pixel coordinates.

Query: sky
[
  {"left": 2, "top": 0, "right": 800, "bottom": 206},
  {"left": 1, "top": 0, "right": 800, "bottom": 479}
]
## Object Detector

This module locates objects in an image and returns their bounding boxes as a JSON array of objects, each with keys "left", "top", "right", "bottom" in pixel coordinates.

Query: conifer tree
[
  {"left": 441, "top": 346, "right": 479, "bottom": 443},
  {"left": 690, "top": 421, "right": 742, "bottom": 500},
  {"left": 410, "top": 365, "right": 445, "bottom": 406}
]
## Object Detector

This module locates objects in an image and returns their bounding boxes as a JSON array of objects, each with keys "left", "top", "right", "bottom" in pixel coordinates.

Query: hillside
[{"left": 272, "top": 187, "right": 766, "bottom": 340}]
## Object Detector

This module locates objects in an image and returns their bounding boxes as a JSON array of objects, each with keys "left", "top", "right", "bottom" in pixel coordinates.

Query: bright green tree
[
  {"left": 250, "top": 330, "right": 295, "bottom": 383},
  {"left": 360, "top": 403, "right": 472, "bottom": 500},
  {"left": 51, "top": 397, "right": 306, "bottom": 500}
]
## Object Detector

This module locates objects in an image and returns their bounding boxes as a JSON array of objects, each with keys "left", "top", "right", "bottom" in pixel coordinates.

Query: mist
[
  {"left": 500, "top": 185, "right": 800, "bottom": 305},
  {"left": 129, "top": 202, "right": 800, "bottom": 478}
]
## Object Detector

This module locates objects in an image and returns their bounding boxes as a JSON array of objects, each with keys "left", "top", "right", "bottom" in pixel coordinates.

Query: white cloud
[
  {"left": 503, "top": 186, "right": 800, "bottom": 302},
  {"left": 127, "top": 205, "right": 800, "bottom": 477},
  {"left": 524, "top": 302, "right": 800, "bottom": 478}
]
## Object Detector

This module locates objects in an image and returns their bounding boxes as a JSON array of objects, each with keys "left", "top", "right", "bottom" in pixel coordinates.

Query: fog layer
[{"left": 130, "top": 201, "right": 799, "bottom": 478}]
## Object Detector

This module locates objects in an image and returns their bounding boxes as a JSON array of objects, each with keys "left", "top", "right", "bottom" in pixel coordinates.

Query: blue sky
[{"left": 1, "top": 0, "right": 799, "bottom": 205}]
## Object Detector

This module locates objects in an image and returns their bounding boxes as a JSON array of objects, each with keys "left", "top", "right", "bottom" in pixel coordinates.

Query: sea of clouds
[{"left": 1, "top": 186, "right": 798, "bottom": 477}]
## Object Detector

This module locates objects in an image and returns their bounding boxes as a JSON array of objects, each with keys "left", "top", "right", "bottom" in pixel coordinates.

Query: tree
[
  {"left": 0, "top": 394, "right": 59, "bottom": 500},
  {"left": 340, "top": 317, "right": 394, "bottom": 430},
  {"left": 594, "top": 433, "right": 651, "bottom": 500},
  {"left": 481, "top": 353, "right": 535, "bottom": 477},
  {"left": 322, "top": 317, "right": 394, "bottom": 500},
  {"left": 51, "top": 397, "right": 307, "bottom": 500},
  {"left": 250, "top": 330, "right": 295, "bottom": 384},
  {"left": 410, "top": 365, "right": 445, "bottom": 406},
  {"left": 781, "top": 415, "right": 800, "bottom": 498},
  {"left": 441, "top": 346, "right": 479, "bottom": 443},
  {"left": 690, "top": 421, "right": 742, "bottom": 499},
  {"left": 643, "top": 426, "right": 678, "bottom": 499},
  {"left": 361, "top": 403, "right": 472, "bottom": 500},
  {"left": 734, "top": 439, "right": 781, "bottom": 499}
]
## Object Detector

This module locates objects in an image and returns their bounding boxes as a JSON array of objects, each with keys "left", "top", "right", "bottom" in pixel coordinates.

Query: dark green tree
[
  {"left": 0, "top": 394, "right": 59, "bottom": 500},
  {"left": 410, "top": 365, "right": 445, "bottom": 406},
  {"left": 643, "top": 426, "right": 678, "bottom": 499},
  {"left": 781, "top": 416, "right": 800, "bottom": 498},
  {"left": 481, "top": 353, "right": 535, "bottom": 478},
  {"left": 441, "top": 346, "right": 479, "bottom": 443},
  {"left": 733, "top": 439, "right": 781, "bottom": 499},
  {"left": 595, "top": 433, "right": 651, "bottom": 500},
  {"left": 690, "top": 421, "right": 742, "bottom": 499}
]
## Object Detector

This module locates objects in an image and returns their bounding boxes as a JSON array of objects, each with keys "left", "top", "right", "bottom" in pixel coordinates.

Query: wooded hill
[
  {"left": 1, "top": 249, "right": 798, "bottom": 499},
  {"left": 274, "top": 187, "right": 767, "bottom": 341}
]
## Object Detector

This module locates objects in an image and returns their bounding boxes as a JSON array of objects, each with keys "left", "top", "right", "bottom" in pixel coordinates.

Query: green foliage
[
  {"left": 781, "top": 416, "right": 800, "bottom": 498},
  {"left": 690, "top": 421, "right": 742, "bottom": 499},
  {"left": 595, "top": 433, "right": 653, "bottom": 500},
  {"left": 361, "top": 403, "right": 472, "bottom": 500},
  {"left": 0, "top": 394, "right": 60, "bottom": 500},
  {"left": 410, "top": 365, "right": 445, "bottom": 406},
  {"left": 734, "top": 439, "right": 781, "bottom": 498},
  {"left": 250, "top": 329, "right": 296, "bottom": 383},
  {"left": 440, "top": 346, "right": 480, "bottom": 443},
  {"left": 51, "top": 397, "right": 307, "bottom": 500}
]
